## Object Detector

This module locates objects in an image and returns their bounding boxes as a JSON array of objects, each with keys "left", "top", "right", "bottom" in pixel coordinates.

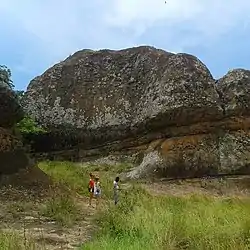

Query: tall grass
[
  {"left": 40, "top": 193, "right": 80, "bottom": 226},
  {"left": 6, "top": 160, "right": 249, "bottom": 250},
  {"left": 0, "top": 232, "right": 36, "bottom": 250},
  {"left": 83, "top": 186, "right": 250, "bottom": 250},
  {"left": 38, "top": 161, "right": 131, "bottom": 225},
  {"left": 39, "top": 161, "right": 131, "bottom": 198}
]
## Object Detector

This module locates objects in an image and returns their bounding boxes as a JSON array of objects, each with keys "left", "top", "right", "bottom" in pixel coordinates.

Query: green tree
[
  {"left": 16, "top": 116, "right": 46, "bottom": 134},
  {"left": 0, "top": 65, "right": 45, "bottom": 134},
  {"left": 0, "top": 65, "right": 14, "bottom": 89}
]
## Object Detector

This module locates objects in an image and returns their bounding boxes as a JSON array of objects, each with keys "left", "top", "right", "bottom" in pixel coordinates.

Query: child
[
  {"left": 88, "top": 173, "right": 95, "bottom": 206},
  {"left": 94, "top": 176, "right": 101, "bottom": 207},
  {"left": 113, "top": 176, "right": 120, "bottom": 205}
]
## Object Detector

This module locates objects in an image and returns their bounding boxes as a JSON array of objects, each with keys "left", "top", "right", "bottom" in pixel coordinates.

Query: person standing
[
  {"left": 113, "top": 176, "right": 120, "bottom": 205},
  {"left": 88, "top": 173, "right": 95, "bottom": 207},
  {"left": 94, "top": 175, "right": 101, "bottom": 208}
]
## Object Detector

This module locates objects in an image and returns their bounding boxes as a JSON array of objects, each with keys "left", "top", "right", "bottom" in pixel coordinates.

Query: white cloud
[
  {"left": 1, "top": 0, "right": 250, "bottom": 76},
  {"left": 105, "top": 0, "right": 250, "bottom": 43}
]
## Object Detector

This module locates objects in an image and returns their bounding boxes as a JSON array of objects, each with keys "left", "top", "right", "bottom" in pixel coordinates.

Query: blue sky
[{"left": 1, "top": 0, "right": 250, "bottom": 90}]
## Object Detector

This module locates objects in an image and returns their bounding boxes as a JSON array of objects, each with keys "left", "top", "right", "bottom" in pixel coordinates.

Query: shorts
[
  {"left": 88, "top": 187, "right": 94, "bottom": 193},
  {"left": 95, "top": 189, "right": 101, "bottom": 197}
]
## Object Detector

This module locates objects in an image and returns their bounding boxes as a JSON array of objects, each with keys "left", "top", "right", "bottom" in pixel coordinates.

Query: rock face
[
  {"left": 24, "top": 47, "right": 222, "bottom": 145},
  {"left": 217, "top": 69, "right": 250, "bottom": 117},
  {"left": 23, "top": 46, "right": 250, "bottom": 179},
  {"left": 0, "top": 84, "right": 30, "bottom": 175}
]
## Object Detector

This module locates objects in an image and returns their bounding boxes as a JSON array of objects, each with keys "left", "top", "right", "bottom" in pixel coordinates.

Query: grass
[
  {"left": 1, "top": 161, "right": 250, "bottom": 249},
  {"left": 0, "top": 232, "right": 36, "bottom": 250},
  {"left": 37, "top": 161, "right": 132, "bottom": 226},
  {"left": 83, "top": 186, "right": 250, "bottom": 250},
  {"left": 39, "top": 192, "right": 80, "bottom": 226},
  {"left": 39, "top": 160, "right": 132, "bottom": 198}
]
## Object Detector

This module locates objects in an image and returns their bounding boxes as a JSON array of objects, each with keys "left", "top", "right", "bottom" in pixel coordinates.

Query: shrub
[{"left": 40, "top": 192, "right": 79, "bottom": 226}]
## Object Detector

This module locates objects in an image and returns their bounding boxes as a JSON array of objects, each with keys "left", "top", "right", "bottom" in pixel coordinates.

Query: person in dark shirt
[{"left": 113, "top": 176, "right": 120, "bottom": 205}]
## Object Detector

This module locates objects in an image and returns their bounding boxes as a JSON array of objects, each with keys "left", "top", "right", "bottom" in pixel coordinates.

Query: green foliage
[
  {"left": 16, "top": 116, "right": 46, "bottom": 134},
  {"left": 38, "top": 160, "right": 132, "bottom": 227},
  {"left": 13, "top": 87, "right": 46, "bottom": 134},
  {"left": 0, "top": 65, "right": 14, "bottom": 89},
  {"left": 0, "top": 232, "right": 36, "bottom": 250},
  {"left": 1, "top": 160, "right": 250, "bottom": 249},
  {"left": 0, "top": 66, "right": 44, "bottom": 134},
  {"left": 83, "top": 190, "right": 250, "bottom": 250},
  {"left": 40, "top": 193, "right": 80, "bottom": 226},
  {"left": 39, "top": 161, "right": 132, "bottom": 198}
]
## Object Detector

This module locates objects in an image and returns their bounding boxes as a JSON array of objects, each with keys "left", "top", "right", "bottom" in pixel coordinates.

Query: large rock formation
[
  {"left": 23, "top": 46, "right": 250, "bottom": 179},
  {"left": 217, "top": 69, "right": 250, "bottom": 117},
  {"left": 0, "top": 84, "right": 30, "bottom": 176}
]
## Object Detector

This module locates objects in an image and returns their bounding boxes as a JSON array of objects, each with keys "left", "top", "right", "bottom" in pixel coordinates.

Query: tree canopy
[
  {"left": 0, "top": 65, "right": 46, "bottom": 133},
  {"left": 0, "top": 65, "right": 14, "bottom": 89}
]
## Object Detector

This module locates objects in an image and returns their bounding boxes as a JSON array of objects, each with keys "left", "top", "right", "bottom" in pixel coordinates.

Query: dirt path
[
  {"left": 0, "top": 188, "right": 99, "bottom": 250},
  {"left": 143, "top": 175, "right": 250, "bottom": 198}
]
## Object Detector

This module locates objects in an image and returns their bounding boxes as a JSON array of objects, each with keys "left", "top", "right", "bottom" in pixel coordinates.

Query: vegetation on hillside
[
  {"left": 0, "top": 65, "right": 46, "bottom": 134},
  {"left": 14, "top": 81, "right": 46, "bottom": 134},
  {"left": 16, "top": 116, "right": 46, "bottom": 134}
]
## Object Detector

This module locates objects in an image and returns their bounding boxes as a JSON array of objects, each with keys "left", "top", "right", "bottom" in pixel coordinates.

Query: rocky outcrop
[
  {"left": 127, "top": 68, "right": 250, "bottom": 179},
  {"left": 24, "top": 47, "right": 223, "bottom": 145},
  {"left": 0, "top": 84, "right": 30, "bottom": 175},
  {"left": 126, "top": 131, "right": 250, "bottom": 179},
  {"left": 217, "top": 69, "right": 250, "bottom": 117},
  {"left": 23, "top": 46, "right": 250, "bottom": 179}
]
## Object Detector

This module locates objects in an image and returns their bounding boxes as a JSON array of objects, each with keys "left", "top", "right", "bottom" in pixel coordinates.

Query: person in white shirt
[
  {"left": 113, "top": 176, "right": 120, "bottom": 205},
  {"left": 94, "top": 176, "right": 101, "bottom": 208}
]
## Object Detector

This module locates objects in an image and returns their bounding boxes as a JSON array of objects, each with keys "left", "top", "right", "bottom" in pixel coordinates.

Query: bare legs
[
  {"left": 114, "top": 191, "right": 119, "bottom": 205},
  {"left": 95, "top": 195, "right": 100, "bottom": 209},
  {"left": 89, "top": 192, "right": 94, "bottom": 206}
]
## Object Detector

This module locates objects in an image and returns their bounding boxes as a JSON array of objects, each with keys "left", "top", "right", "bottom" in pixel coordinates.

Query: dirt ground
[
  {"left": 0, "top": 167, "right": 100, "bottom": 249},
  {"left": 0, "top": 186, "right": 99, "bottom": 250},
  {"left": 143, "top": 175, "right": 250, "bottom": 198}
]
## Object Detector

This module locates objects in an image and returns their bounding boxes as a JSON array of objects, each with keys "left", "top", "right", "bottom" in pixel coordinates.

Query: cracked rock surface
[{"left": 23, "top": 46, "right": 250, "bottom": 178}]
